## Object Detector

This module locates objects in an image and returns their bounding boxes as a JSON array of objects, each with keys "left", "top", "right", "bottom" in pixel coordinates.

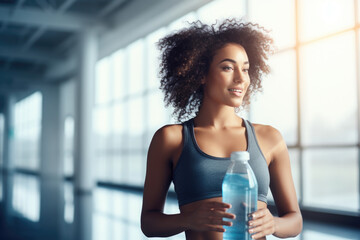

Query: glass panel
[
  {"left": 248, "top": 0, "right": 295, "bottom": 49},
  {"left": 12, "top": 173, "right": 40, "bottom": 221},
  {"left": 145, "top": 90, "right": 168, "bottom": 148},
  {"left": 94, "top": 107, "right": 111, "bottom": 137},
  {"left": 14, "top": 92, "right": 42, "bottom": 170},
  {"left": 197, "top": 0, "right": 246, "bottom": 25},
  {"left": 250, "top": 50, "right": 297, "bottom": 145},
  {"left": 303, "top": 148, "right": 358, "bottom": 211},
  {"left": 146, "top": 27, "right": 167, "bottom": 90},
  {"left": 63, "top": 182, "right": 74, "bottom": 223},
  {"left": 128, "top": 97, "right": 145, "bottom": 149},
  {"left": 125, "top": 153, "right": 146, "bottom": 186},
  {"left": 94, "top": 107, "right": 111, "bottom": 152},
  {"left": 111, "top": 103, "right": 125, "bottom": 149},
  {"left": 95, "top": 57, "right": 111, "bottom": 104},
  {"left": 127, "top": 39, "right": 145, "bottom": 95},
  {"left": 299, "top": 0, "right": 355, "bottom": 42},
  {"left": 110, "top": 154, "right": 125, "bottom": 183},
  {"left": 300, "top": 32, "right": 357, "bottom": 145},
  {"left": 63, "top": 116, "right": 74, "bottom": 176},
  {"left": 0, "top": 114, "right": 4, "bottom": 167},
  {"left": 112, "top": 50, "right": 126, "bottom": 100},
  {"left": 95, "top": 154, "right": 110, "bottom": 181},
  {"left": 0, "top": 172, "right": 2, "bottom": 202},
  {"left": 358, "top": 0, "right": 360, "bottom": 23},
  {"left": 303, "top": 230, "right": 355, "bottom": 240},
  {"left": 148, "top": 90, "right": 167, "bottom": 131}
]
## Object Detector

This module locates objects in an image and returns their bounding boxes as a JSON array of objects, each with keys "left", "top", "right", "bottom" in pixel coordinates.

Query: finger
[
  {"left": 250, "top": 208, "right": 268, "bottom": 220},
  {"left": 209, "top": 209, "right": 235, "bottom": 219},
  {"left": 249, "top": 212, "right": 272, "bottom": 227},
  {"left": 250, "top": 228, "right": 274, "bottom": 240},
  {"left": 248, "top": 221, "right": 275, "bottom": 239},
  {"left": 208, "top": 217, "right": 233, "bottom": 226},
  {"left": 248, "top": 217, "right": 265, "bottom": 228}
]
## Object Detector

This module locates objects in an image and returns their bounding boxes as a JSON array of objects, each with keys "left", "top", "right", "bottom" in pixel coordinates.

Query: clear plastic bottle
[{"left": 222, "top": 151, "right": 258, "bottom": 240}]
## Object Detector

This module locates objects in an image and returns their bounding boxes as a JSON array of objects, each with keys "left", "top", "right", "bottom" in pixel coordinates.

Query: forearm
[
  {"left": 273, "top": 212, "right": 303, "bottom": 238},
  {"left": 141, "top": 211, "right": 188, "bottom": 237}
]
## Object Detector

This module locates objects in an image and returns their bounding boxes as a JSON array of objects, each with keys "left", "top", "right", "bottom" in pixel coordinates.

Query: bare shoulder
[
  {"left": 152, "top": 124, "right": 183, "bottom": 146},
  {"left": 252, "top": 123, "right": 284, "bottom": 144},
  {"left": 149, "top": 124, "right": 183, "bottom": 161},
  {"left": 251, "top": 123, "right": 286, "bottom": 164}
]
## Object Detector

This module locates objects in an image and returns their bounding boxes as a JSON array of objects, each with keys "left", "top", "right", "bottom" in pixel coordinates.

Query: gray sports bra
[{"left": 172, "top": 118, "right": 270, "bottom": 206}]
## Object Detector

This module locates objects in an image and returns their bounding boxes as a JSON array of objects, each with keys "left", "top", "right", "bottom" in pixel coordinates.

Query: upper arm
[
  {"left": 257, "top": 125, "right": 300, "bottom": 217},
  {"left": 141, "top": 125, "right": 182, "bottom": 214}
]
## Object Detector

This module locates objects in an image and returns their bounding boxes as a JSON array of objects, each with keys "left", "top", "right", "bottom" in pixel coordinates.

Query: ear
[{"left": 201, "top": 76, "right": 206, "bottom": 84}]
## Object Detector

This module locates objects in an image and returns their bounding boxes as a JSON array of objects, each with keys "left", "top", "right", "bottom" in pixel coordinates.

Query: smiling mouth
[{"left": 228, "top": 88, "right": 243, "bottom": 93}]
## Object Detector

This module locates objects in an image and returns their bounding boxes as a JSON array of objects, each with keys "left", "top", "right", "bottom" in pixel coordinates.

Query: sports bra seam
[
  {"left": 172, "top": 122, "right": 189, "bottom": 177},
  {"left": 246, "top": 120, "right": 268, "bottom": 167},
  {"left": 189, "top": 118, "right": 252, "bottom": 160}
]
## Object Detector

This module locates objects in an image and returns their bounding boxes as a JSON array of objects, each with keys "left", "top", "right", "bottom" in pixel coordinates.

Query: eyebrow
[{"left": 218, "top": 58, "right": 249, "bottom": 65}]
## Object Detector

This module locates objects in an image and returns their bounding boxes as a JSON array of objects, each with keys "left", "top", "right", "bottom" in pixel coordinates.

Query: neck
[{"left": 195, "top": 103, "right": 242, "bottom": 129}]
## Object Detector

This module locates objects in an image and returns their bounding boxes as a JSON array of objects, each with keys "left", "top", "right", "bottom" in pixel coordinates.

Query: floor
[{"left": 0, "top": 172, "right": 359, "bottom": 240}]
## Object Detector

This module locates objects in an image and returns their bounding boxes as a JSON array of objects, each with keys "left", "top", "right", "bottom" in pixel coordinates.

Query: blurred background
[{"left": 0, "top": 0, "right": 359, "bottom": 239}]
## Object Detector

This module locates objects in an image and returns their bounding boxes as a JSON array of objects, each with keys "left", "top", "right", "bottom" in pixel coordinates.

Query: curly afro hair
[{"left": 158, "top": 19, "right": 274, "bottom": 122}]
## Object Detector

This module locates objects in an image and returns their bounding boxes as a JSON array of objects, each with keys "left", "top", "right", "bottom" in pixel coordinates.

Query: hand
[
  {"left": 248, "top": 208, "right": 275, "bottom": 239},
  {"left": 183, "top": 201, "right": 236, "bottom": 232}
]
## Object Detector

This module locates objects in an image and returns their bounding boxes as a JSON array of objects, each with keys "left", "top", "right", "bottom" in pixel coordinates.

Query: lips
[{"left": 228, "top": 88, "right": 244, "bottom": 96}]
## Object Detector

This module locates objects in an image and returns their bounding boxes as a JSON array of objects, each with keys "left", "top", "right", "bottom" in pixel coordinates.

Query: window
[
  {"left": 12, "top": 173, "right": 40, "bottom": 222},
  {"left": 0, "top": 114, "right": 4, "bottom": 168},
  {"left": 93, "top": 0, "right": 360, "bottom": 215},
  {"left": 299, "top": 0, "right": 354, "bottom": 42},
  {"left": 13, "top": 92, "right": 42, "bottom": 170},
  {"left": 300, "top": 32, "right": 357, "bottom": 146},
  {"left": 303, "top": 148, "right": 358, "bottom": 211},
  {"left": 248, "top": 0, "right": 296, "bottom": 49},
  {"left": 250, "top": 50, "right": 298, "bottom": 145},
  {"left": 64, "top": 116, "right": 74, "bottom": 177}
]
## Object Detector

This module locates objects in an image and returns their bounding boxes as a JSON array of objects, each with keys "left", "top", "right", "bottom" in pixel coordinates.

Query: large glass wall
[
  {"left": 13, "top": 92, "right": 42, "bottom": 171},
  {"left": 248, "top": 0, "right": 359, "bottom": 213},
  {"left": 0, "top": 114, "right": 4, "bottom": 168},
  {"left": 94, "top": 0, "right": 360, "bottom": 214},
  {"left": 63, "top": 116, "right": 74, "bottom": 177}
]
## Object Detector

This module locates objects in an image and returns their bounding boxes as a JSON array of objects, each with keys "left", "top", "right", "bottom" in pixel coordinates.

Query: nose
[{"left": 233, "top": 68, "right": 243, "bottom": 83}]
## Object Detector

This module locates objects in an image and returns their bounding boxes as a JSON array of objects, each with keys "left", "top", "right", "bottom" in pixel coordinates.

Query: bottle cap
[{"left": 230, "top": 151, "right": 250, "bottom": 161}]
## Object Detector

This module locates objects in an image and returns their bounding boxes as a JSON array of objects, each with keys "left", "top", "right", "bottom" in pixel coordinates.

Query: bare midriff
[{"left": 179, "top": 197, "right": 267, "bottom": 240}]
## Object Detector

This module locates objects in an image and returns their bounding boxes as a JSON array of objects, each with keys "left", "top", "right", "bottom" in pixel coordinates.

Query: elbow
[
  {"left": 141, "top": 218, "right": 153, "bottom": 237},
  {"left": 141, "top": 226, "right": 156, "bottom": 238},
  {"left": 297, "top": 212, "right": 303, "bottom": 235},
  {"left": 141, "top": 226, "right": 152, "bottom": 238},
  {"left": 290, "top": 212, "right": 303, "bottom": 237},
  {"left": 141, "top": 215, "right": 157, "bottom": 238}
]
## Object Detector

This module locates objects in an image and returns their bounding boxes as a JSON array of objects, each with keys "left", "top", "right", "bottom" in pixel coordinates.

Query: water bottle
[{"left": 222, "top": 151, "right": 258, "bottom": 240}]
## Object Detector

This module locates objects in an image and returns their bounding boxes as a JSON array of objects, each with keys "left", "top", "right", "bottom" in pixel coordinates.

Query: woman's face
[{"left": 202, "top": 43, "right": 250, "bottom": 108}]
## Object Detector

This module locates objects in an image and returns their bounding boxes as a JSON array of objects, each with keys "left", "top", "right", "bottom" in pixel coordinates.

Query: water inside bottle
[{"left": 222, "top": 173, "right": 257, "bottom": 240}]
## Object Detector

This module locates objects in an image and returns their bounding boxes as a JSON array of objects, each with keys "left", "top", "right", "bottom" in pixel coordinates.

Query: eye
[
  {"left": 243, "top": 68, "right": 249, "bottom": 73},
  {"left": 222, "top": 66, "right": 233, "bottom": 71}
]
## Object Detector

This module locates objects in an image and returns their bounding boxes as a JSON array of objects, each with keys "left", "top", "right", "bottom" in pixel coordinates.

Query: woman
[{"left": 141, "top": 19, "right": 302, "bottom": 239}]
